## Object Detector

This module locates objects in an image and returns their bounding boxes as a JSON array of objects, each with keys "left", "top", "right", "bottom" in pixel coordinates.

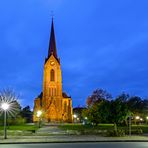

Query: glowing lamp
[
  {"left": 73, "top": 114, "right": 77, "bottom": 118},
  {"left": 37, "top": 110, "right": 42, "bottom": 117},
  {"left": 1, "top": 103, "right": 9, "bottom": 111}
]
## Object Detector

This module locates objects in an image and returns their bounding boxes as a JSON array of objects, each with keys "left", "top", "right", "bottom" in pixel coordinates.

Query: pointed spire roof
[{"left": 48, "top": 18, "right": 58, "bottom": 59}]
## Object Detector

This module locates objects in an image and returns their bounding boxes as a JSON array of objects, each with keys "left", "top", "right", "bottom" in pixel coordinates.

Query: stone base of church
[
  {"left": 33, "top": 112, "right": 73, "bottom": 123},
  {"left": 43, "top": 118, "right": 72, "bottom": 123}
]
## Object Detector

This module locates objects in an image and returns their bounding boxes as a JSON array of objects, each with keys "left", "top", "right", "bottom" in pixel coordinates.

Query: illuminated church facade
[{"left": 33, "top": 19, "right": 73, "bottom": 122}]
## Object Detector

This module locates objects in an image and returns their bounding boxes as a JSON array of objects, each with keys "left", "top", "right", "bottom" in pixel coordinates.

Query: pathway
[{"left": 36, "top": 124, "right": 66, "bottom": 135}]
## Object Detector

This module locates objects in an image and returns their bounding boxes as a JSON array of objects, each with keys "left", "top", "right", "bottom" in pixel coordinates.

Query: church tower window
[{"left": 50, "top": 69, "right": 55, "bottom": 81}]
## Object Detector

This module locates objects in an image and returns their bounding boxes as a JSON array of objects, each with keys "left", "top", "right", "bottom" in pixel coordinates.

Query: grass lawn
[
  {"left": 59, "top": 123, "right": 148, "bottom": 134},
  {"left": 0, "top": 124, "right": 39, "bottom": 136},
  {"left": 59, "top": 124, "right": 114, "bottom": 130},
  {"left": 0, "top": 124, "right": 38, "bottom": 131}
]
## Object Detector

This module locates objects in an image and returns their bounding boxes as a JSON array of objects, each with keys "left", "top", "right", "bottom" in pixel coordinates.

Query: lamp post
[
  {"left": 140, "top": 118, "right": 143, "bottom": 125},
  {"left": 1, "top": 103, "right": 9, "bottom": 139},
  {"left": 128, "top": 116, "right": 132, "bottom": 137},
  {"left": 37, "top": 110, "right": 42, "bottom": 128},
  {"left": 83, "top": 117, "right": 88, "bottom": 125}
]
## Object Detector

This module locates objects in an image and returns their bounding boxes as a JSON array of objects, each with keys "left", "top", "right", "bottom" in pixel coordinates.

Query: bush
[
  {"left": 7, "top": 116, "right": 26, "bottom": 125},
  {"left": 131, "top": 129, "right": 143, "bottom": 135},
  {"left": 106, "top": 129, "right": 125, "bottom": 137}
]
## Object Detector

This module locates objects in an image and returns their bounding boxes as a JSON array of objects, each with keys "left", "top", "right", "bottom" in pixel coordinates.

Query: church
[{"left": 33, "top": 19, "right": 73, "bottom": 123}]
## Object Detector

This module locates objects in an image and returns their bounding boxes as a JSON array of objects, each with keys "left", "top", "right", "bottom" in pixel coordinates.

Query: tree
[
  {"left": 110, "top": 98, "right": 130, "bottom": 126},
  {"left": 126, "top": 96, "right": 148, "bottom": 123},
  {"left": 127, "top": 96, "right": 144, "bottom": 114},
  {"left": 86, "top": 89, "right": 112, "bottom": 107},
  {"left": 89, "top": 103, "right": 101, "bottom": 125},
  {"left": 20, "top": 106, "right": 33, "bottom": 123},
  {"left": 84, "top": 89, "right": 112, "bottom": 125},
  {"left": 115, "top": 92, "right": 129, "bottom": 103},
  {"left": 97, "top": 100, "right": 111, "bottom": 123},
  {"left": 83, "top": 100, "right": 111, "bottom": 125},
  {"left": 84, "top": 89, "right": 148, "bottom": 127},
  {"left": 73, "top": 107, "right": 86, "bottom": 123}
]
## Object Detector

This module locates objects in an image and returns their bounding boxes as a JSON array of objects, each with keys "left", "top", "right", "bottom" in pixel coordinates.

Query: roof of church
[
  {"left": 45, "top": 18, "right": 60, "bottom": 63},
  {"left": 37, "top": 92, "right": 43, "bottom": 99},
  {"left": 62, "top": 92, "right": 71, "bottom": 98}
]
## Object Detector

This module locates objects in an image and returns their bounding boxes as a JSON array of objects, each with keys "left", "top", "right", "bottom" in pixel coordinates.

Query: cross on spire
[{"left": 50, "top": 10, "right": 54, "bottom": 19}]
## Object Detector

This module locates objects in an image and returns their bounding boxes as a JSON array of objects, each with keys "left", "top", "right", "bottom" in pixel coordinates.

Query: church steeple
[
  {"left": 48, "top": 18, "right": 58, "bottom": 59},
  {"left": 33, "top": 18, "right": 73, "bottom": 123}
]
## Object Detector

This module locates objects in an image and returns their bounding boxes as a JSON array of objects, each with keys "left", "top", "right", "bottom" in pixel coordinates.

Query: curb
[{"left": 1, "top": 140, "right": 148, "bottom": 144}]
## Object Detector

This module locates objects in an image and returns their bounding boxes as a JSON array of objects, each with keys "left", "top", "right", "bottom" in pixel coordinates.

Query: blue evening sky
[{"left": 0, "top": 0, "right": 148, "bottom": 108}]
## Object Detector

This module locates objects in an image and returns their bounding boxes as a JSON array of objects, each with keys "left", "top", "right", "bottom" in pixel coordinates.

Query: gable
[{"left": 44, "top": 54, "right": 60, "bottom": 68}]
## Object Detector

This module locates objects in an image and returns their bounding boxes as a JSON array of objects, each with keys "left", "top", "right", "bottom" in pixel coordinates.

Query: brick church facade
[{"left": 33, "top": 19, "right": 73, "bottom": 122}]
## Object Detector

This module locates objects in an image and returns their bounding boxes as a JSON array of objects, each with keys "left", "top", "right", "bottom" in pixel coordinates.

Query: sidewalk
[
  {"left": 0, "top": 135, "right": 148, "bottom": 144},
  {"left": 36, "top": 125, "right": 66, "bottom": 135}
]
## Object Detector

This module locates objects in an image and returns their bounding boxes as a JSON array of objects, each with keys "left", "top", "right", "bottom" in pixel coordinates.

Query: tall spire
[{"left": 48, "top": 18, "right": 58, "bottom": 59}]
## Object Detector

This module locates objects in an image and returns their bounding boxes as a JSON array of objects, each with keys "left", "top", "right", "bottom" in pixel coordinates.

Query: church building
[{"left": 33, "top": 19, "right": 73, "bottom": 122}]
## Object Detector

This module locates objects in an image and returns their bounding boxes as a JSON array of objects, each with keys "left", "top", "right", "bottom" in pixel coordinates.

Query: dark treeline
[
  {"left": 0, "top": 105, "right": 33, "bottom": 125},
  {"left": 82, "top": 88, "right": 148, "bottom": 126}
]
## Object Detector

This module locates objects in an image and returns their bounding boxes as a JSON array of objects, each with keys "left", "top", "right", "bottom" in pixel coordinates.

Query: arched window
[{"left": 50, "top": 69, "right": 55, "bottom": 81}]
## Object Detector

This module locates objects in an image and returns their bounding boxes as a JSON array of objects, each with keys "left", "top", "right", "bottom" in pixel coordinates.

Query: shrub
[
  {"left": 7, "top": 116, "right": 26, "bottom": 125},
  {"left": 106, "top": 129, "right": 125, "bottom": 137}
]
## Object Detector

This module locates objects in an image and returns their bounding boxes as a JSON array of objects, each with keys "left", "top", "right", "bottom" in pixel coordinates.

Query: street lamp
[
  {"left": 37, "top": 110, "right": 42, "bottom": 128},
  {"left": 146, "top": 116, "right": 148, "bottom": 124},
  {"left": 73, "top": 114, "right": 77, "bottom": 118},
  {"left": 73, "top": 114, "right": 77, "bottom": 123},
  {"left": 1, "top": 103, "right": 9, "bottom": 139},
  {"left": 135, "top": 116, "right": 140, "bottom": 120},
  {"left": 135, "top": 116, "right": 140, "bottom": 125}
]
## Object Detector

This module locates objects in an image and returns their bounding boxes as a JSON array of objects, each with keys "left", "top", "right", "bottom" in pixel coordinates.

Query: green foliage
[
  {"left": 86, "top": 89, "right": 112, "bottom": 106},
  {"left": 59, "top": 124, "right": 148, "bottom": 136},
  {"left": 73, "top": 107, "right": 86, "bottom": 122},
  {"left": 106, "top": 129, "right": 125, "bottom": 137},
  {"left": 127, "top": 96, "right": 148, "bottom": 115},
  {"left": 0, "top": 124, "right": 38, "bottom": 136},
  {"left": 7, "top": 116, "right": 26, "bottom": 125},
  {"left": 97, "top": 100, "right": 111, "bottom": 123},
  {"left": 20, "top": 106, "right": 33, "bottom": 123},
  {"left": 110, "top": 99, "right": 130, "bottom": 125},
  {"left": 84, "top": 89, "right": 148, "bottom": 126},
  {"left": 84, "top": 100, "right": 111, "bottom": 125},
  {"left": 84, "top": 98, "right": 130, "bottom": 125},
  {"left": 84, "top": 89, "right": 112, "bottom": 125}
]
